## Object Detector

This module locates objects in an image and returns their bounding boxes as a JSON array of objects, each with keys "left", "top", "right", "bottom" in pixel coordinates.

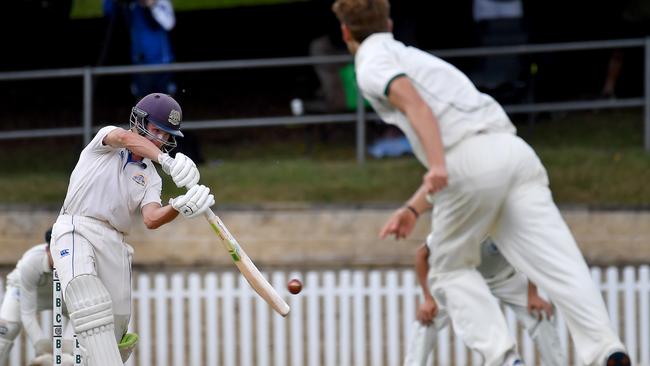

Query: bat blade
[{"left": 204, "top": 209, "right": 290, "bottom": 316}]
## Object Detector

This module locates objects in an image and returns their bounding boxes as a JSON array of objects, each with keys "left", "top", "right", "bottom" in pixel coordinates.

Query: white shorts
[{"left": 51, "top": 214, "right": 134, "bottom": 339}]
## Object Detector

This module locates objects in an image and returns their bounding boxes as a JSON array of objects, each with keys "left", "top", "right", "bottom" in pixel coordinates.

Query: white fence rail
[{"left": 1, "top": 266, "right": 648, "bottom": 365}]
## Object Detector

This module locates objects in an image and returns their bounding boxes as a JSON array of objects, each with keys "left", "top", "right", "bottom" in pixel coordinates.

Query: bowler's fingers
[{"left": 379, "top": 220, "right": 399, "bottom": 239}]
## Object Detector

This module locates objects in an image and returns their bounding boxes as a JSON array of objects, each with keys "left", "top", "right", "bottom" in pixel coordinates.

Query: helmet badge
[{"left": 168, "top": 109, "right": 181, "bottom": 125}]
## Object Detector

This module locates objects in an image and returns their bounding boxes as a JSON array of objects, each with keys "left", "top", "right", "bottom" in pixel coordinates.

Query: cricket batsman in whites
[
  {"left": 50, "top": 93, "right": 215, "bottom": 365},
  {"left": 331, "top": 0, "right": 631, "bottom": 365}
]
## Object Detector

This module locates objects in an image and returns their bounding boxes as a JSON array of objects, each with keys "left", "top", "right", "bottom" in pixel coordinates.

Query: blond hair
[{"left": 332, "top": 0, "right": 390, "bottom": 42}]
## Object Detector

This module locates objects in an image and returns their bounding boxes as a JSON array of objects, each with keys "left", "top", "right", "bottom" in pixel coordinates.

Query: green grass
[
  {"left": 71, "top": 0, "right": 304, "bottom": 19},
  {"left": 2, "top": 110, "right": 649, "bottom": 207}
]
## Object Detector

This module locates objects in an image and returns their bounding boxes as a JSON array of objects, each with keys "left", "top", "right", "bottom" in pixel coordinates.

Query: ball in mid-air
[{"left": 287, "top": 278, "right": 302, "bottom": 294}]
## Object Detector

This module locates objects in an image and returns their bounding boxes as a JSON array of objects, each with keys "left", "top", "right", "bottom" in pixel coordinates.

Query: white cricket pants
[
  {"left": 427, "top": 132, "right": 624, "bottom": 366},
  {"left": 404, "top": 271, "right": 565, "bottom": 366},
  {"left": 51, "top": 214, "right": 134, "bottom": 342}
]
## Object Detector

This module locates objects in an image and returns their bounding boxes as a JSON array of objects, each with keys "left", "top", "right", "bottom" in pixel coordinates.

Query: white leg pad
[
  {"left": 65, "top": 275, "right": 122, "bottom": 366},
  {"left": 0, "top": 320, "right": 20, "bottom": 366}
]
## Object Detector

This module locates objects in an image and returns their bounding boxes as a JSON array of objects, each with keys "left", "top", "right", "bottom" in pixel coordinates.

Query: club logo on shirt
[
  {"left": 132, "top": 173, "right": 147, "bottom": 187},
  {"left": 168, "top": 109, "right": 181, "bottom": 125},
  {"left": 60, "top": 249, "right": 70, "bottom": 257}
]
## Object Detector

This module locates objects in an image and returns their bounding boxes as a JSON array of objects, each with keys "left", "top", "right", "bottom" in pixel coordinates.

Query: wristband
[{"left": 405, "top": 205, "right": 419, "bottom": 219}]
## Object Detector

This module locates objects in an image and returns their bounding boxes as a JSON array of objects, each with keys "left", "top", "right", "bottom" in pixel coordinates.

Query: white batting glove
[
  {"left": 158, "top": 152, "right": 200, "bottom": 189},
  {"left": 170, "top": 184, "right": 215, "bottom": 219}
]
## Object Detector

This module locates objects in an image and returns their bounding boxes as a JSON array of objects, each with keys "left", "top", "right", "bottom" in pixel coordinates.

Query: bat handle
[{"left": 203, "top": 207, "right": 216, "bottom": 220}]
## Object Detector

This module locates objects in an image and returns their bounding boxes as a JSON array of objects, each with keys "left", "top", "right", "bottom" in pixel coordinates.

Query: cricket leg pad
[
  {"left": 0, "top": 320, "right": 20, "bottom": 365},
  {"left": 65, "top": 275, "right": 122, "bottom": 366}
]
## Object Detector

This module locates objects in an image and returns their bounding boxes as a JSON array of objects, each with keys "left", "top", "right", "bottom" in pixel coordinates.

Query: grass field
[{"left": 2, "top": 109, "right": 649, "bottom": 207}]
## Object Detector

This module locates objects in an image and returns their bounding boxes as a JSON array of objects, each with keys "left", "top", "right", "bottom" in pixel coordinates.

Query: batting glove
[
  {"left": 158, "top": 152, "right": 200, "bottom": 189},
  {"left": 170, "top": 184, "right": 215, "bottom": 219}
]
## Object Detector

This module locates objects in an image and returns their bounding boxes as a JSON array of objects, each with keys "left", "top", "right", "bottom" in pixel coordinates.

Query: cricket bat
[{"left": 204, "top": 208, "right": 290, "bottom": 316}]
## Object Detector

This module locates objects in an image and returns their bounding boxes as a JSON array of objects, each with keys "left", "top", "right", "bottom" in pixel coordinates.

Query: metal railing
[{"left": 1, "top": 38, "right": 649, "bottom": 163}]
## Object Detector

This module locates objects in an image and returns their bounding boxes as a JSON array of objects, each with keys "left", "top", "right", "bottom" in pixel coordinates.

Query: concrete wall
[{"left": 0, "top": 207, "right": 647, "bottom": 269}]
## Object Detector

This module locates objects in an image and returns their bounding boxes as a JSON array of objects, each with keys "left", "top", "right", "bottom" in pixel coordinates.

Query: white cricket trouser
[
  {"left": 404, "top": 271, "right": 565, "bottom": 366},
  {"left": 427, "top": 132, "right": 624, "bottom": 366},
  {"left": 51, "top": 214, "right": 134, "bottom": 342}
]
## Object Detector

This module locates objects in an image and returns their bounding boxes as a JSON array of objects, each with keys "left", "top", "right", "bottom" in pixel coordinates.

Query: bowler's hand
[
  {"left": 423, "top": 164, "right": 448, "bottom": 194},
  {"left": 416, "top": 297, "right": 438, "bottom": 326},
  {"left": 379, "top": 207, "right": 417, "bottom": 240}
]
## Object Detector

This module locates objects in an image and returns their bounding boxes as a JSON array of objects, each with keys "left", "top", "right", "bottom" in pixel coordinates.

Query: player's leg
[
  {"left": 427, "top": 134, "right": 523, "bottom": 366},
  {"left": 0, "top": 286, "right": 22, "bottom": 365},
  {"left": 487, "top": 271, "right": 566, "bottom": 365},
  {"left": 51, "top": 218, "right": 123, "bottom": 366},
  {"left": 491, "top": 137, "right": 627, "bottom": 366},
  {"left": 430, "top": 270, "right": 520, "bottom": 366},
  {"left": 65, "top": 275, "right": 123, "bottom": 366},
  {"left": 94, "top": 238, "right": 134, "bottom": 343},
  {"left": 403, "top": 308, "right": 449, "bottom": 366},
  {"left": 507, "top": 303, "right": 566, "bottom": 366}
]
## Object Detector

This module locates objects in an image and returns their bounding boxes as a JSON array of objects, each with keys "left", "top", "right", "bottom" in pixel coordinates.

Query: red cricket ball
[{"left": 287, "top": 278, "right": 302, "bottom": 295}]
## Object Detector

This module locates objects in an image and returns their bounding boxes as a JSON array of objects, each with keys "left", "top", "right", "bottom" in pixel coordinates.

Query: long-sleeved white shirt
[{"left": 6, "top": 244, "right": 53, "bottom": 344}]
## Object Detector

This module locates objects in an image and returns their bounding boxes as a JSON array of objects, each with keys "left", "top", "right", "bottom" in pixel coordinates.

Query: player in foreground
[
  {"left": 331, "top": 0, "right": 630, "bottom": 364},
  {"left": 405, "top": 239, "right": 565, "bottom": 366},
  {"left": 0, "top": 228, "right": 77, "bottom": 365},
  {"left": 50, "top": 93, "right": 214, "bottom": 365}
]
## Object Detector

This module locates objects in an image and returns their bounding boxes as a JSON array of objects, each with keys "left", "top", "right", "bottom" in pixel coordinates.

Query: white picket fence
[{"left": 2, "top": 266, "right": 649, "bottom": 366}]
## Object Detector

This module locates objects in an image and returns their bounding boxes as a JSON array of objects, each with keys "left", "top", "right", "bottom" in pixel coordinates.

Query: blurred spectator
[
  {"left": 103, "top": 0, "right": 205, "bottom": 165},
  {"left": 303, "top": 35, "right": 349, "bottom": 114},
  {"left": 599, "top": 0, "right": 650, "bottom": 99},
  {"left": 104, "top": 0, "right": 177, "bottom": 98}
]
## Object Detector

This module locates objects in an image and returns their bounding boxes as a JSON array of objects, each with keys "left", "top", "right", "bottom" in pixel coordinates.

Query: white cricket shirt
[
  {"left": 355, "top": 33, "right": 516, "bottom": 167},
  {"left": 6, "top": 244, "right": 53, "bottom": 343},
  {"left": 60, "top": 126, "right": 163, "bottom": 234}
]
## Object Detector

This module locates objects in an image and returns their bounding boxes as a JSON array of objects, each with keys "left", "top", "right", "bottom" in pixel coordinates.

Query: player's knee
[
  {"left": 0, "top": 319, "right": 21, "bottom": 342},
  {"left": 65, "top": 275, "right": 114, "bottom": 335},
  {"left": 0, "top": 319, "right": 20, "bottom": 358}
]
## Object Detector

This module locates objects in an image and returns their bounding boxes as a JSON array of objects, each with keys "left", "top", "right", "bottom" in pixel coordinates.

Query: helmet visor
[{"left": 130, "top": 107, "right": 179, "bottom": 152}]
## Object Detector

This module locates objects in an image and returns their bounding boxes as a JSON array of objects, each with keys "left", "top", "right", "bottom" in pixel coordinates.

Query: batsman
[{"left": 50, "top": 93, "right": 214, "bottom": 365}]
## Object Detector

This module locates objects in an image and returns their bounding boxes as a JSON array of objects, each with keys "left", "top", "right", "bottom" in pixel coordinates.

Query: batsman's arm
[
  {"left": 142, "top": 202, "right": 179, "bottom": 230},
  {"left": 204, "top": 208, "right": 290, "bottom": 317},
  {"left": 104, "top": 128, "right": 162, "bottom": 162}
]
